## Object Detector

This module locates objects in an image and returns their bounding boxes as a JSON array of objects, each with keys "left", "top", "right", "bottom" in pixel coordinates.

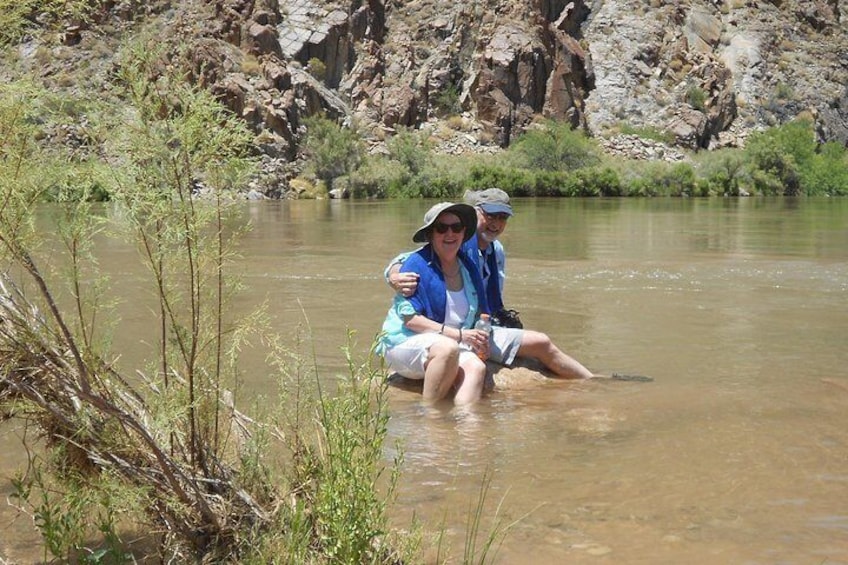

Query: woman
[{"left": 377, "top": 202, "right": 491, "bottom": 405}]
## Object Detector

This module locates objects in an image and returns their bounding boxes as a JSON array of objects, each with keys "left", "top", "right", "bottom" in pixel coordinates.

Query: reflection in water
[{"left": 2, "top": 198, "right": 848, "bottom": 563}]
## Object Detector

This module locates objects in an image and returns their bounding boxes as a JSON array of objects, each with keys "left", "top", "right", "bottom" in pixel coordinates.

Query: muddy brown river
[{"left": 2, "top": 197, "right": 847, "bottom": 563}]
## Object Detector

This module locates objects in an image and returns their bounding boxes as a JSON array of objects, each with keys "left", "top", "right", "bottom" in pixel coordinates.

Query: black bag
[{"left": 492, "top": 308, "right": 523, "bottom": 329}]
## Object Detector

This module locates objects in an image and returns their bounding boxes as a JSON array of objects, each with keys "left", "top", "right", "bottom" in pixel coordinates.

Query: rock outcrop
[
  {"left": 584, "top": 0, "right": 846, "bottom": 149},
  {"left": 3, "top": 0, "right": 846, "bottom": 189},
  {"left": 205, "top": 0, "right": 845, "bottom": 161}
]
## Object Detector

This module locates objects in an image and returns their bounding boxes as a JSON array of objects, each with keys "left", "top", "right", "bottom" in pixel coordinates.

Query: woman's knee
[
  {"left": 462, "top": 356, "right": 486, "bottom": 377},
  {"left": 429, "top": 336, "right": 460, "bottom": 360}
]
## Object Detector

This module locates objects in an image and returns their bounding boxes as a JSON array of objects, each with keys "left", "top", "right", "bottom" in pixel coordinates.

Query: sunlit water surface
[{"left": 2, "top": 198, "right": 846, "bottom": 564}]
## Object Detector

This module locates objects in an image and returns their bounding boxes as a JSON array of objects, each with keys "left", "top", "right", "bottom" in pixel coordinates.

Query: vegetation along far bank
[{"left": 1, "top": 0, "right": 846, "bottom": 202}]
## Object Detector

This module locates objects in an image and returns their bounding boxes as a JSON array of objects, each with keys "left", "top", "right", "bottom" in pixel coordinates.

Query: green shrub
[
  {"left": 386, "top": 170, "right": 460, "bottom": 199},
  {"left": 618, "top": 123, "right": 675, "bottom": 144},
  {"left": 307, "top": 57, "right": 327, "bottom": 82},
  {"left": 534, "top": 169, "right": 573, "bottom": 196},
  {"left": 749, "top": 164, "right": 796, "bottom": 195},
  {"left": 743, "top": 120, "right": 815, "bottom": 195},
  {"left": 625, "top": 175, "right": 660, "bottom": 197},
  {"left": 349, "top": 155, "right": 406, "bottom": 198},
  {"left": 385, "top": 175, "right": 416, "bottom": 198},
  {"left": 467, "top": 164, "right": 537, "bottom": 195},
  {"left": 620, "top": 161, "right": 696, "bottom": 196},
  {"left": 804, "top": 142, "right": 848, "bottom": 196},
  {"left": 694, "top": 148, "right": 746, "bottom": 196},
  {"left": 2, "top": 44, "right": 413, "bottom": 563},
  {"left": 584, "top": 166, "right": 623, "bottom": 197},
  {"left": 387, "top": 128, "right": 433, "bottom": 176},
  {"left": 0, "top": 0, "right": 37, "bottom": 46},
  {"left": 687, "top": 86, "right": 707, "bottom": 111},
  {"left": 433, "top": 84, "right": 461, "bottom": 116},
  {"left": 665, "top": 162, "right": 697, "bottom": 196},
  {"left": 288, "top": 340, "right": 404, "bottom": 564},
  {"left": 0, "top": 0, "right": 105, "bottom": 46},
  {"left": 508, "top": 119, "right": 600, "bottom": 172},
  {"left": 303, "top": 115, "right": 364, "bottom": 191},
  {"left": 692, "top": 177, "right": 716, "bottom": 197},
  {"left": 774, "top": 82, "right": 794, "bottom": 100}
]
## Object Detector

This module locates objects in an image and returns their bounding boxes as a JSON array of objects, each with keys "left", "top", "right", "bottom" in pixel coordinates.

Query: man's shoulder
[
  {"left": 402, "top": 247, "right": 432, "bottom": 269},
  {"left": 390, "top": 250, "right": 413, "bottom": 264}
]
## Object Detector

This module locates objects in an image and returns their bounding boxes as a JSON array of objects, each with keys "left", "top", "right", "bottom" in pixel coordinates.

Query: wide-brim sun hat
[
  {"left": 463, "top": 187, "right": 513, "bottom": 216},
  {"left": 412, "top": 202, "right": 478, "bottom": 243}
]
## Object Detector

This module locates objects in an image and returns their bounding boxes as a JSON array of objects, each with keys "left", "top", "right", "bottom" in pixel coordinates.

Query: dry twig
[{"left": 0, "top": 274, "right": 273, "bottom": 557}]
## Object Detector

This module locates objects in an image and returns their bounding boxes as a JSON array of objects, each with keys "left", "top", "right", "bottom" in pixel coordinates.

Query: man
[{"left": 385, "top": 188, "right": 595, "bottom": 380}]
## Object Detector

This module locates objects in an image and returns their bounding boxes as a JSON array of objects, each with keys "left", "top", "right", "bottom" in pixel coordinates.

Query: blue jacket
[
  {"left": 467, "top": 235, "right": 505, "bottom": 314},
  {"left": 383, "top": 236, "right": 506, "bottom": 314},
  {"left": 405, "top": 243, "right": 489, "bottom": 322},
  {"left": 377, "top": 244, "right": 489, "bottom": 354}
]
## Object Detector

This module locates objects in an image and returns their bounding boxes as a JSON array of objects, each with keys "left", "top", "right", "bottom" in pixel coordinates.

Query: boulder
[
  {"left": 669, "top": 107, "right": 708, "bottom": 148},
  {"left": 246, "top": 22, "right": 282, "bottom": 58},
  {"left": 685, "top": 7, "right": 722, "bottom": 53},
  {"left": 380, "top": 83, "right": 420, "bottom": 128}
]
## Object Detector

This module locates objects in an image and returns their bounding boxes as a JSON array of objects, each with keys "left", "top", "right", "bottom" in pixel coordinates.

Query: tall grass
[{"left": 0, "top": 37, "right": 412, "bottom": 563}]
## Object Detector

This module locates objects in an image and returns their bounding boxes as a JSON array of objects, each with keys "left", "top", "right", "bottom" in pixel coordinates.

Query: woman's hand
[{"left": 461, "top": 329, "right": 490, "bottom": 358}]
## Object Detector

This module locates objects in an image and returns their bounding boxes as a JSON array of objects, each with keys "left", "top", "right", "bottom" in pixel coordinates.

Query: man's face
[{"left": 476, "top": 208, "right": 510, "bottom": 244}]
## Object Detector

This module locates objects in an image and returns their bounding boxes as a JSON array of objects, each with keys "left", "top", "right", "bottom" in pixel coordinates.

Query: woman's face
[{"left": 430, "top": 212, "right": 465, "bottom": 260}]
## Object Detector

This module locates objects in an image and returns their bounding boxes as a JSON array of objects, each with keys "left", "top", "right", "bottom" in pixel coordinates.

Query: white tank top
[{"left": 445, "top": 288, "right": 469, "bottom": 327}]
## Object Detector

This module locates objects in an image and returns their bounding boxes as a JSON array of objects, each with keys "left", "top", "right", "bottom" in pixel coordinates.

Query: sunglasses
[
  {"left": 483, "top": 211, "right": 510, "bottom": 222},
  {"left": 433, "top": 222, "right": 465, "bottom": 234}
]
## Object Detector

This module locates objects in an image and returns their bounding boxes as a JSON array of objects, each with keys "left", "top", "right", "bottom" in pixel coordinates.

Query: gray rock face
[
  {"left": 583, "top": 0, "right": 846, "bottom": 149},
  {"left": 20, "top": 0, "right": 841, "bottom": 174},
  {"left": 186, "top": 0, "right": 846, "bottom": 161}
]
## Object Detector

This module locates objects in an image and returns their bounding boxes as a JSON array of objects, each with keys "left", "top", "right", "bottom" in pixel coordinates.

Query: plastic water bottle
[{"left": 474, "top": 313, "right": 492, "bottom": 360}]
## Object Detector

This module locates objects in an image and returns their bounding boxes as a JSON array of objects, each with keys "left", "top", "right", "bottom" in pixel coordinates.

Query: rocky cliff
[
  {"left": 218, "top": 0, "right": 846, "bottom": 151},
  {"left": 6, "top": 0, "right": 847, "bottom": 188}
]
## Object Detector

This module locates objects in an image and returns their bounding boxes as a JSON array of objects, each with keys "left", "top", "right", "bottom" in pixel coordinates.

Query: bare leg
[
  {"left": 517, "top": 330, "right": 594, "bottom": 379},
  {"left": 453, "top": 355, "right": 487, "bottom": 405},
  {"left": 422, "top": 336, "right": 461, "bottom": 402}
]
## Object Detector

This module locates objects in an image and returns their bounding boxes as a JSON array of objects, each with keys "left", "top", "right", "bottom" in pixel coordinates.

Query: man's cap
[{"left": 463, "top": 187, "right": 513, "bottom": 216}]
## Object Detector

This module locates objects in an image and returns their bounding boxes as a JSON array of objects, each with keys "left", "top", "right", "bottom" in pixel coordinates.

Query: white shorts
[
  {"left": 384, "top": 327, "right": 524, "bottom": 378},
  {"left": 489, "top": 326, "right": 523, "bottom": 365},
  {"left": 384, "top": 333, "right": 479, "bottom": 379}
]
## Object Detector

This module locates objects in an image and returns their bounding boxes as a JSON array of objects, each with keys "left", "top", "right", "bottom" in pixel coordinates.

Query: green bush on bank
[
  {"left": 742, "top": 118, "right": 848, "bottom": 196},
  {"left": 804, "top": 141, "right": 848, "bottom": 196},
  {"left": 467, "top": 165, "right": 539, "bottom": 195},
  {"left": 387, "top": 127, "right": 433, "bottom": 176},
  {"left": 692, "top": 148, "right": 746, "bottom": 196},
  {"left": 343, "top": 123, "right": 624, "bottom": 199},
  {"left": 387, "top": 170, "right": 460, "bottom": 199},
  {"left": 331, "top": 118, "right": 847, "bottom": 200},
  {"left": 508, "top": 119, "right": 601, "bottom": 171},
  {"left": 303, "top": 115, "right": 364, "bottom": 192},
  {"left": 617, "top": 161, "right": 699, "bottom": 197},
  {"left": 349, "top": 156, "right": 405, "bottom": 198}
]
